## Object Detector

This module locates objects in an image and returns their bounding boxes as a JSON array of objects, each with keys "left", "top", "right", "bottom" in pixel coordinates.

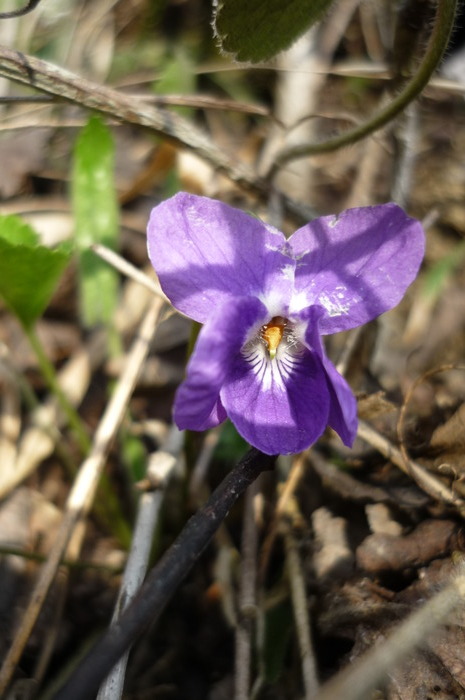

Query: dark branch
[
  {"left": 53, "top": 448, "right": 276, "bottom": 700},
  {"left": 0, "top": 0, "right": 43, "bottom": 19}
]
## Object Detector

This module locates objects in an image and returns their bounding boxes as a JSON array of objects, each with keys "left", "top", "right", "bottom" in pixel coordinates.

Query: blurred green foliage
[{"left": 72, "top": 115, "right": 119, "bottom": 332}]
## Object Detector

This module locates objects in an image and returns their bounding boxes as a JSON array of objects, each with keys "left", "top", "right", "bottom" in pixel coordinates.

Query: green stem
[
  {"left": 24, "top": 323, "right": 132, "bottom": 548},
  {"left": 270, "top": 0, "right": 458, "bottom": 175},
  {"left": 24, "top": 324, "right": 91, "bottom": 454}
]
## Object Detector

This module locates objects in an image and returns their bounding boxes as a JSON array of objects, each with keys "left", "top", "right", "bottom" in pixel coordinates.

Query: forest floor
[{"left": 1, "top": 1, "right": 465, "bottom": 699}]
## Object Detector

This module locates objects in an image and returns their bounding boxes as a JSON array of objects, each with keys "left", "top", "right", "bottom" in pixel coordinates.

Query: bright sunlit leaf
[
  {"left": 0, "top": 216, "right": 71, "bottom": 328},
  {"left": 72, "top": 115, "right": 119, "bottom": 328},
  {"left": 213, "top": 0, "right": 335, "bottom": 63}
]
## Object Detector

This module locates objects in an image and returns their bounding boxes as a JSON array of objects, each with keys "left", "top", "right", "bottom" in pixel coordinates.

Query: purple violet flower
[{"left": 147, "top": 193, "right": 424, "bottom": 455}]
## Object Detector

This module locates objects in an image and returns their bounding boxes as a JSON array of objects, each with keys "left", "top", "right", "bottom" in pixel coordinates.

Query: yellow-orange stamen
[{"left": 261, "top": 316, "right": 287, "bottom": 359}]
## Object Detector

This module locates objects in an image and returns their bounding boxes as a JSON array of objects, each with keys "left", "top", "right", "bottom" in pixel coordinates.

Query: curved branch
[
  {"left": 53, "top": 448, "right": 276, "bottom": 700},
  {"left": 269, "top": 0, "right": 458, "bottom": 177},
  {"left": 0, "top": 47, "right": 320, "bottom": 222},
  {"left": 0, "top": 0, "right": 42, "bottom": 19}
]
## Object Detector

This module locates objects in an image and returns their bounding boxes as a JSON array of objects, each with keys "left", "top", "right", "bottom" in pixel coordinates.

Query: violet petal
[
  {"left": 174, "top": 295, "right": 267, "bottom": 431},
  {"left": 220, "top": 345, "right": 330, "bottom": 455},
  {"left": 299, "top": 305, "right": 358, "bottom": 446},
  {"left": 147, "top": 192, "right": 293, "bottom": 323},
  {"left": 289, "top": 203, "right": 425, "bottom": 334}
]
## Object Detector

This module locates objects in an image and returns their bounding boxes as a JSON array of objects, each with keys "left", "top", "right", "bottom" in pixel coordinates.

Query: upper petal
[
  {"left": 288, "top": 203, "right": 425, "bottom": 334},
  {"left": 174, "top": 295, "right": 267, "bottom": 431},
  {"left": 147, "top": 192, "right": 294, "bottom": 323},
  {"left": 220, "top": 344, "right": 330, "bottom": 455}
]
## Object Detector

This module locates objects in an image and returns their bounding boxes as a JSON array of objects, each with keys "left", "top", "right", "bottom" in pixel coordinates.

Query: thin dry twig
[
  {"left": 234, "top": 480, "right": 260, "bottom": 700},
  {"left": 283, "top": 525, "right": 319, "bottom": 699},
  {"left": 0, "top": 46, "right": 317, "bottom": 223},
  {"left": 0, "top": 0, "right": 43, "bottom": 19},
  {"left": 90, "top": 243, "right": 166, "bottom": 300},
  {"left": 259, "top": 453, "right": 307, "bottom": 581},
  {"left": 397, "top": 364, "right": 465, "bottom": 498},
  {"left": 358, "top": 419, "right": 465, "bottom": 511},
  {"left": 0, "top": 297, "right": 163, "bottom": 696},
  {"left": 0, "top": 45, "right": 263, "bottom": 193}
]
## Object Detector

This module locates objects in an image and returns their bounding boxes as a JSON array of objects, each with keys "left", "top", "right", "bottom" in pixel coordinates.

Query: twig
[
  {"left": 0, "top": 297, "right": 163, "bottom": 696},
  {"left": 0, "top": 45, "right": 264, "bottom": 195},
  {"left": 259, "top": 453, "right": 307, "bottom": 581},
  {"left": 314, "top": 561, "right": 465, "bottom": 700},
  {"left": 0, "top": 0, "right": 43, "bottom": 19},
  {"left": 0, "top": 545, "right": 122, "bottom": 573},
  {"left": 357, "top": 419, "right": 465, "bottom": 512},
  {"left": 284, "top": 526, "right": 319, "bottom": 699},
  {"left": 90, "top": 243, "right": 166, "bottom": 299},
  {"left": 390, "top": 101, "right": 419, "bottom": 206},
  {"left": 234, "top": 479, "right": 260, "bottom": 700},
  {"left": 0, "top": 46, "right": 315, "bottom": 224},
  {"left": 54, "top": 449, "right": 277, "bottom": 700},
  {"left": 97, "top": 447, "right": 179, "bottom": 700}
]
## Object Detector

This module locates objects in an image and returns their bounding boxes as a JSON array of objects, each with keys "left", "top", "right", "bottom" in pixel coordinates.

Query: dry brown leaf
[
  {"left": 358, "top": 391, "right": 397, "bottom": 421},
  {"left": 356, "top": 519, "right": 461, "bottom": 574}
]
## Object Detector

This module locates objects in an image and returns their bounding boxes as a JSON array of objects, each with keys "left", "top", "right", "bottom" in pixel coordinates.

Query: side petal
[
  {"left": 147, "top": 192, "right": 293, "bottom": 323},
  {"left": 299, "top": 305, "right": 357, "bottom": 446},
  {"left": 174, "top": 296, "right": 267, "bottom": 431},
  {"left": 320, "top": 357, "right": 358, "bottom": 446},
  {"left": 288, "top": 203, "right": 425, "bottom": 334},
  {"left": 220, "top": 347, "right": 330, "bottom": 455}
]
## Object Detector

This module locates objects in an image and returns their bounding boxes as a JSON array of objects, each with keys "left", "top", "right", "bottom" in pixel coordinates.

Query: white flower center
[{"left": 241, "top": 316, "right": 305, "bottom": 391}]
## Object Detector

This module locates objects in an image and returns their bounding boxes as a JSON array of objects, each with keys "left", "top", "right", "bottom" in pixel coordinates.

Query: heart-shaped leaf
[
  {"left": 0, "top": 216, "right": 71, "bottom": 328},
  {"left": 213, "top": 0, "right": 335, "bottom": 63}
]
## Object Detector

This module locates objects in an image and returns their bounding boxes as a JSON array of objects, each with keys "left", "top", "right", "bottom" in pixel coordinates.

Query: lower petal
[
  {"left": 220, "top": 347, "right": 330, "bottom": 455},
  {"left": 174, "top": 296, "right": 266, "bottom": 432}
]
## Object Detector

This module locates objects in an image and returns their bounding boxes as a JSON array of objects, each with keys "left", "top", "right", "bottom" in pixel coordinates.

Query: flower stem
[
  {"left": 24, "top": 324, "right": 91, "bottom": 454},
  {"left": 270, "top": 0, "right": 458, "bottom": 175}
]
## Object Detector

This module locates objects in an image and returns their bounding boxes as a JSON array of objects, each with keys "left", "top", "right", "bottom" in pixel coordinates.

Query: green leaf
[
  {"left": 0, "top": 216, "right": 71, "bottom": 328},
  {"left": 72, "top": 115, "right": 119, "bottom": 328},
  {"left": 213, "top": 0, "right": 335, "bottom": 63},
  {"left": 154, "top": 49, "right": 196, "bottom": 107},
  {"left": 261, "top": 596, "right": 293, "bottom": 683},
  {"left": 423, "top": 242, "right": 465, "bottom": 299},
  {"left": 213, "top": 420, "right": 248, "bottom": 462}
]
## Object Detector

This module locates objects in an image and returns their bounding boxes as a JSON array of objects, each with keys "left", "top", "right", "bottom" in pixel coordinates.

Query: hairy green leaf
[
  {"left": 72, "top": 115, "right": 119, "bottom": 328},
  {"left": 213, "top": 0, "right": 334, "bottom": 63},
  {"left": 0, "top": 216, "right": 71, "bottom": 328}
]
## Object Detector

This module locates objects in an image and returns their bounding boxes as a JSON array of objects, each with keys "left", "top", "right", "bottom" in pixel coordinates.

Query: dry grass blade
[
  {"left": 90, "top": 243, "right": 166, "bottom": 299},
  {"left": 0, "top": 297, "right": 163, "bottom": 695}
]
